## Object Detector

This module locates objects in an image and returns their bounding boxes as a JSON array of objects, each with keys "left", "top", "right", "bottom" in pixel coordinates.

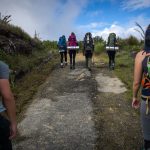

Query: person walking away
[
  {"left": 57, "top": 35, "right": 67, "bottom": 68},
  {"left": 0, "top": 61, "right": 17, "bottom": 150},
  {"left": 107, "top": 33, "right": 117, "bottom": 70},
  {"left": 83, "top": 32, "right": 94, "bottom": 71},
  {"left": 132, "top": 24, "right": 150, "bottom": 150},
  {"left": 67, "top": 32, "right": 78, "bottom": 69}
]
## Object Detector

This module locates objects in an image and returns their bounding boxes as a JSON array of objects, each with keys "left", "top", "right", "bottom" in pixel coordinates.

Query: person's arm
[
  {"left": 0, "top": 79, "right": 17, "bottom": 139},
  {"left": 132, "top": 51, "right": 145, "bottom": 108}
]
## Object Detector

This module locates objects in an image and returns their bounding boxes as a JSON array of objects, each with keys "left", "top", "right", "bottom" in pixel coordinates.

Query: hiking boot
[
  {"left": 64, "top": 62, "right": 68, "bottom": 66},
  {"left": 112, "top": 63, "right": 115, "bottom": 70},
  {"left": 70, "top": 65, "right": 73, "bottom": 69},
  {"left": 73, "top": 66, "right": 75, "bottom": 69},
  {"left": 60, "top": 63, "right": 63, "bottom": 68}
]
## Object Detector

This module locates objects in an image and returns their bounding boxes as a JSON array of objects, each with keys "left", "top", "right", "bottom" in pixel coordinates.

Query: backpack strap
[
  {"left": 147, "top": 56, "right": 150, "bottom": 76},
  {"left": 141, "top": 95, "right": 150, "bottom": 115}
]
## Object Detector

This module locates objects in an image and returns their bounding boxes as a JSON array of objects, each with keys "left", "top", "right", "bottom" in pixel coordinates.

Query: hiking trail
[{"left": 13, "top": 54, "right": 142, "bottom": 150}]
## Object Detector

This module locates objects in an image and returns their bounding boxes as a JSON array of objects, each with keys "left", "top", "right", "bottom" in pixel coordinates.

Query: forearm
[
  {"left": 3, "top": 95, "right": 16, "bottom": 124},
  {"left": 133, "top": 83, "right": 141, "bottom": 98}
]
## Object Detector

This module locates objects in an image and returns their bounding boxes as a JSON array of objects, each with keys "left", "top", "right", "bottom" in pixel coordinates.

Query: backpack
[
  {"left": 107, "top": 33, "right": 116, "bottom": 47},
  {"left": 68, "top": 33, "right": 77, "bottom": 46},
  {"left": 142, "top": 56, "right": 150, "bottom": 89},
  {"left": 84, "top": 32, "right": 94, "bottom": 52},
  {"left": 58, "top": 36, "right": 66, "bottom": 50}
]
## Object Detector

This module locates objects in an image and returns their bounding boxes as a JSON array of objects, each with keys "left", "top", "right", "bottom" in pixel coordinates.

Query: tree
[
  {"left": 126, "top": 35, "right": 140, "bottom": 46},
  {"left": 94, "top": 36, "right": 104, "bottom": 43}
]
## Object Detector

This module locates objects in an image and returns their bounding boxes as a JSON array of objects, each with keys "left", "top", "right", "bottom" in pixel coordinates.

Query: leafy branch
[
  {"left": 134, "top": 22, "right": 145, "bottom": 40},
  {"left": 0, "top": 12, "right": 11, "bottom": 24}
]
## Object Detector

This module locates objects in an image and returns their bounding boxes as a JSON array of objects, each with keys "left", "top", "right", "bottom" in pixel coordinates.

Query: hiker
[
  {"left": 83, "top": 32, "right": 94, "bottom": 71},
  {"left": 0, "top": 61, "right": 17, "bottom": 150},
  {"left": 67, "top": 32, "right": 78, "bottom": 69},
  {"left": 132, "top": 24, "right": 150, "bottom": 150},
  {"left": 57, "top": 35, "right": 67, "bottom": 68},
  {"left": 106, "top": 33, "right": 117, "bottom": 70}
]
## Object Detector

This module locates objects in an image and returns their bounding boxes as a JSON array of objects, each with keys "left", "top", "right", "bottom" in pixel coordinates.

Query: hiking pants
[
  {"left": 0, "top": 115, "right": 12, "bottom": 150},
  {"left": 60, "top": 51, "right": 67, "bottom": 64},
  {"left": 69, "top": 50, "right": 76, "bottom": 67},
  {"left": 107, "top": 51, "right": 116, "bottom": 68},
  {"left": 85, "top": 52, "right": 93, "bottom": 69},
  {"left": 141, "top": 100, "right": 150, "bottom": 138},
  {"left": 141, "top": 100, "right": 150, "bottom": 149}
]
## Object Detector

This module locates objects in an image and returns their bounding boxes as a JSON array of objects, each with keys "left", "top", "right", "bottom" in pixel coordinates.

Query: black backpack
[{"left": 84, "top": 32, "right": 94, "bottom": 52}]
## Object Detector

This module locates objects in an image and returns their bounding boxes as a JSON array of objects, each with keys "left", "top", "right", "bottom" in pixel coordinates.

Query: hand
[
  {"left": 132, "top": 98, "right": 140, "bottom": 109},
  {"left": 9, "top": 122, "right": 17, "bottom": 139}
]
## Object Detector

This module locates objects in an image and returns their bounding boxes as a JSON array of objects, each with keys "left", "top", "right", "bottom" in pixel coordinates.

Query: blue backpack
[{"left": 58, "top": 36, "right": 66, "bottom": 50}]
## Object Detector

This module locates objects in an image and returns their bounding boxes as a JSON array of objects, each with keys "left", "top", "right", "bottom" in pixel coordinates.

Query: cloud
[
  {"left": 80, "top": 14, "right": 150, "bottom": 41},
  {"left": 1, "top": 0, "right": 149, "bottom": 41},
  {"left": 92, "top": 24, "right": 140, "bottom": 40},
  {"left": 122, "top": 0, "right": 150, "bottom": 11},
  {"left": 78, "top": 22, "right": 108, "bottom": 30},
  {"left": 0, "top": 0, "right": 88, "bottom": 40}
]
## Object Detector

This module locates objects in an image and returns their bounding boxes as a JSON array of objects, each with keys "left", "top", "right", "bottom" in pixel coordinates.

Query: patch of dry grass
[{"left": 13, "top": 55, "right": 59, "bottom": 121}]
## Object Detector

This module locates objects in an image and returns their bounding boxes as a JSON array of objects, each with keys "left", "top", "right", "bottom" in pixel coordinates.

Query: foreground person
[
  {"left": 0, "top": 61, "right": 17, "bottom": 150},
  {"left": 132, "top": 25, "right": 150, "bottom": 150}
]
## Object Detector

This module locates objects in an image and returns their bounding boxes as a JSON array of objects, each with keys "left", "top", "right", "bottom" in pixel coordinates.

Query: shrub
[
  {"left": 126, "top": 35, "right": 140, "bottom": 46},
  {"left": 94, "top": 42, "right": 105, "bottom": 54}
]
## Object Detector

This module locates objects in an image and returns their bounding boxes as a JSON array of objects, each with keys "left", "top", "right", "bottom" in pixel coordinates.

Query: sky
[{"left": 0, "top": 0, "right": 150, "bottom": 41}]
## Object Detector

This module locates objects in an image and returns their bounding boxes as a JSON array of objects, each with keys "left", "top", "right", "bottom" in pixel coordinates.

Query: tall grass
[{"left": 0, "top": 22, "right": 31, "bottom": 42}]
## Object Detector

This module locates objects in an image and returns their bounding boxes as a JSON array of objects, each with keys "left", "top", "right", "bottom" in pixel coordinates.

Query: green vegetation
[
  {"left": 42, "top": 40, "right": 58, "bottom": 53},
  {"left": 94, "top": 35, "right": 143, "bottom": 100},
  {"left": 94, "top": 36, "right": 106, "bottom": 54},
  {"left": 94, "top": 42, "right": 105, "bottom": 54},
  {"left": 115, "top": 51, "right": 134, "bottom": 99},
  {"left": 14, "top": 55, "right": 59, "bottom": 121},
  {"left": 114, "top": 37, "right": 142, "bottom": 100},
  {"left": 0, "top": 14, "right": 59, "bottom": 119}
]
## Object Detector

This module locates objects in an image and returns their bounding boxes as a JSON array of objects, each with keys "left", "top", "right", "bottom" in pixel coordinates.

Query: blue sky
[{"left": 0, "top": 0, "right": 150, "bottom": 40}]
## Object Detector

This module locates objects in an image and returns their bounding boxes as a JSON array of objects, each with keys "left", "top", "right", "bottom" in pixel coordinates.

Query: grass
[
  {"left": 0, "top": 20, "right": 61, "bottom": 121},
  {"left": 114, "top": 50, "right": 134, "bottom": 100},
  {"left": 0, "top": 22, "right": 31, "bottom": 42},
  {"left": 94, "top": 50, "right": 135, "bottom": 100},
  {"left": 0, "top": 49, "right": 59, "bottom": 122},
  {"left": 0, "top": 49, "right": 53, "bottom": 72},
  {"left": 13, "top": 53, "right": 59, "bottom": 121}
]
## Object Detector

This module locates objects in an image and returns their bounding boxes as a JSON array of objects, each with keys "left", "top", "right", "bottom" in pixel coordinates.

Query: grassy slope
[
  {"left": 0, "top": 21, "right": 59, "bottom": 120},
  {"left": 13, "top": 54, "right": 59, "bottom": 121}
]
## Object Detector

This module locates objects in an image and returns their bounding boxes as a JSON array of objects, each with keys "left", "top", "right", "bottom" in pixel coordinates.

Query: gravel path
[
  {"left": 13, "top": 59, "right": 143, "bottom": 150},
  {"left": 13, "top": 63, "right": 97, "bottom": 150}
]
